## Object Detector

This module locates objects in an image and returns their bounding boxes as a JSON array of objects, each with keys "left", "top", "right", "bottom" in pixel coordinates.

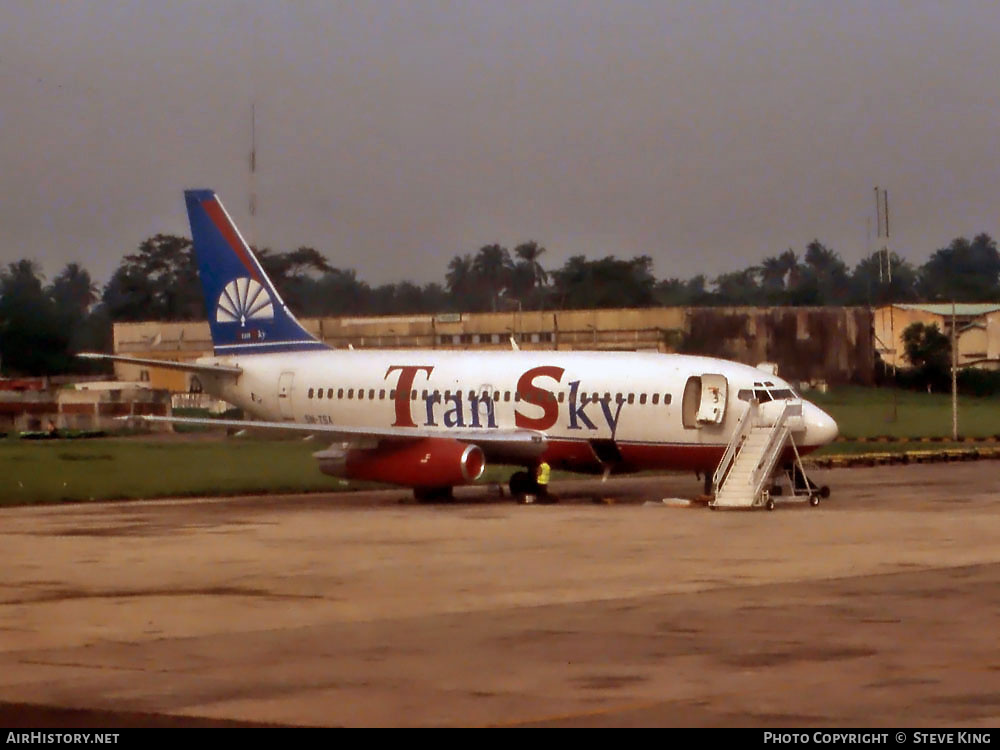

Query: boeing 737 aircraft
[{"left": 83, "top": 190, "right": 838, "bottom": 503}]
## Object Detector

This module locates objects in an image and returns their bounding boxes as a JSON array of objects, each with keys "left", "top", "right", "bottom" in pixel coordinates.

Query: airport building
[
  {"left": 111, "top": 306, "right": 875, "bottom": 392},
  {"left": 873, "top": 303, "right": 1000, "bottom": 370},
  {"left": 0, "top": 378, "right": 172, "bottom": 434}
]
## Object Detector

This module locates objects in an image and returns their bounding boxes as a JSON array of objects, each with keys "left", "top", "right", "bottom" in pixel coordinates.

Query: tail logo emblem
[{"left": 216, "top": 277, "right": 274, "bottom": 327}]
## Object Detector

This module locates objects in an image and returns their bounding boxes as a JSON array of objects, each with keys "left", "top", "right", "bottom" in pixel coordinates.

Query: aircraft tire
[
  {"left": 819, "top": 485, "right": 830, "bottom": 499},
  {"left": 509, "top": 471, "right": 535, "bottom": 501},
  {"left": 809, "top": 494, "right": 820, "bottom": 507}
]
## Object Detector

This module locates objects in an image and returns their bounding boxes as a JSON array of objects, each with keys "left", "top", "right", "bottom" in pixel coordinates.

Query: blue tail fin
[{"left": 184, "top": 189, "right": 328, "bottom": 355}]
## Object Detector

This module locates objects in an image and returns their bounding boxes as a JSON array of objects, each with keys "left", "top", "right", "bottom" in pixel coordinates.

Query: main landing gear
[{"left": 508, "top": 470, "right": 556, "bottom": 504}]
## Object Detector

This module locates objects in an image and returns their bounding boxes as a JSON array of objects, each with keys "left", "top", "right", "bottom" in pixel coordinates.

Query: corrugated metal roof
[{"left": 890, "top": 303, "right": 1000, "bottom": 316}]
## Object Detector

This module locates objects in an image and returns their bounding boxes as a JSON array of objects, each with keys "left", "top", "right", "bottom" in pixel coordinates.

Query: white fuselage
[{"left": 197, "top": 348, "right": 838, "bottom": 473}]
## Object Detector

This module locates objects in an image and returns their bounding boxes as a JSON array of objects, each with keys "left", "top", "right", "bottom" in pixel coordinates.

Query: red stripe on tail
[{"left": 201, "top": 199, "right": 262, "bottom": 283}]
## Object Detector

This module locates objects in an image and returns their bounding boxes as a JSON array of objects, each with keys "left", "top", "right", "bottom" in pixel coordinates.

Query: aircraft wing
[
  {"left": 78, "top": 353, "right": 242, "bottom": 377},
  {"left": 127, "top": 414, "right": 548, "bottom": 462}
]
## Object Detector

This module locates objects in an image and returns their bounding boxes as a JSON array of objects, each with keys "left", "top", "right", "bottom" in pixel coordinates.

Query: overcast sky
[{"left": 2, "top": 1, "right": 999, "bottom": 288}]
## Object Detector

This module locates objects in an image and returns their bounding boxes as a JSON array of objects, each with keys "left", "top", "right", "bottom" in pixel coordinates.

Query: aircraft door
[
  {"left": 277, "top": 371, "right": 295, "bottom": 420},
  {"left": 682, "top": 374, "right": 728, "bottom": 427},
  {"left": 697, "top": 374, "right": 727, "bottom": 424}
]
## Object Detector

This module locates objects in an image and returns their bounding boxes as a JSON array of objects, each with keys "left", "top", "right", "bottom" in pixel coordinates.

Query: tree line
[{"left": 2, "top": 231, "right": 999, "bottom": 375}]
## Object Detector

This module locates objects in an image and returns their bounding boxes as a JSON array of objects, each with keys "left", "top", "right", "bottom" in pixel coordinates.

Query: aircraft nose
[{"left": 803, "top": 402, "right": 839, "bottom": 446}]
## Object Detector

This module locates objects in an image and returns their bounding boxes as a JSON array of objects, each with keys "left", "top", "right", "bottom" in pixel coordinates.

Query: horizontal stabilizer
[{"left": 77, "top": 353, "right": 242, "bottom": 377}]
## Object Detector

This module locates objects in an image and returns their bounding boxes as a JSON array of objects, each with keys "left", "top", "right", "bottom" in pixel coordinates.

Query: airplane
[{"left": 81, "top": 189, "right": 839, "bottom": 504}]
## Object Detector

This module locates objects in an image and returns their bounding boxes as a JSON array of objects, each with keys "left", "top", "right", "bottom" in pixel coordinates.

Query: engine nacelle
[{"left": 315, "top": 438, "right": 485, "bottom": 488}]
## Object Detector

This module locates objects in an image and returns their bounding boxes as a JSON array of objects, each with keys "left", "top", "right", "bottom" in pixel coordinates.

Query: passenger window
[
  {"left": 603, "top": 392, "right": 611, "bottom": 402},
  {"left": 558, "top": 392, "right": 565, "bottom": 403},
  {"left": 389, "top": 389, "right": 396, "bottom": 399},
  {"left": 504, "top": 391, "right": 511, "bottom": 402},
  {"left": 411, "top": 390, "right": 417, "bottom": 400},
  {"left": 421, "top": 390, "right": 428, "bottom": 400},
  {"left": 348, "top": 389, "right": 354, "bottom": 399},
  {"left": 652, "top": 393, "right": 659, "bottom": 405},
  {"left": 639, "top": 393, "right": 647, "bottom": 405},
  {"left": 493, "top": 391, "right": 500, "bottom": 402},
  {"left": 379, "top": 389, "right": 385, "bottom": 400},
  {"left": 358, "top": 389, "right": 364, "bottom": 400},
  {"left": 664, "top": 394, "right": 672, "bottom": 405},
  {"left": 627, "top": 393, "right": 635, "bottom": 404},
  {"left": 308, "top": 388, "right": 314, "bottom": 398},
  {"left": 514, "top": 392, "right": 521, "bottom": 402},
  {"left": 338, "top": 388, "right": 344, "bottom": 399},
  {"left": 317, "top": 389, "right": 323, "bottom": 400},
  {"left": 368, "top": 389, "right": 375, "bottom": 400}
]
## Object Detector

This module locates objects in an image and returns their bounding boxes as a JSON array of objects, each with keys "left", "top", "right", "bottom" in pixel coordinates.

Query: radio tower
[
  {"left": 875, "top": 187, "right": 890, "bottom": 283},
  {"left": 875, "top": 186, "right": 898, "bottom": 421},
  {"left": 248, "top": 102, "right": 258, "bottom": 251}
]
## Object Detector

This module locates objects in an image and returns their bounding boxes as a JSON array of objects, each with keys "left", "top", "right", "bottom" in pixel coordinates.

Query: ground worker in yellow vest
[{"left": 535, "top": 460, "right": 553, "bottom": 503}]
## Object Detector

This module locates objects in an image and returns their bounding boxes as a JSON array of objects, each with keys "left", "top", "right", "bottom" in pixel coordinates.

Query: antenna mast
[
  {"left": 248, "top": 102, "right": 258, "bottom": 251},
  {"left": 875, "top": 186, "right": 891, "bottom": 283}
]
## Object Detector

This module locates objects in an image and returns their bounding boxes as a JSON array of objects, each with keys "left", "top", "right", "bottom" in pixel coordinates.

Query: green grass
[
  {"left": 0, "top": 437, "right": 372, "bottom": 505},
  {"left": 0, "top": 435, "right": 555, "bottom": 506},
  {"left": 806, "top": 385, "right": 1000, "bottom": 439}
]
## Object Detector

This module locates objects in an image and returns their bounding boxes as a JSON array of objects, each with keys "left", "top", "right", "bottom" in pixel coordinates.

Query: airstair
[{"left": 710, "top": 399, "right": 817, "bottom": 511}]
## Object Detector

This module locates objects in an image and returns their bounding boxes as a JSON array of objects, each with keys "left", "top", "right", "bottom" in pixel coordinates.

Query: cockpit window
[{"left": 741, "top": 385, "right": 800, "bottom": 403}]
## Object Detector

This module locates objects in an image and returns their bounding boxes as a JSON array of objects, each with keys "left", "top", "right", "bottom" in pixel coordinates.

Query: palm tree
[
  {"left": 49, "top": 263, "right": 98, "bottom": 317},
  {"left": 445, "top": 254, "right": 473, "bottom": 295},
  {"left": 760, "top": 255, "right": 788, "bottom": 293},
  {"left": 446, "top": 254, "right": 481, "bottom": 312},
  {"left": 511, "top": 241, "right": 549, "bottom": 308},
  {"left": 471, "top": 244, "right": 513, "bottom": 312}
]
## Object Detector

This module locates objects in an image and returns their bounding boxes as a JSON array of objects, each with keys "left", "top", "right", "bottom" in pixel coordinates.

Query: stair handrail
[
  {"left": 750, "top": 401, "right": 802, "bottom": 498},
  {"left": 712, "top": 398, "right": 758, "bottom": 491}
]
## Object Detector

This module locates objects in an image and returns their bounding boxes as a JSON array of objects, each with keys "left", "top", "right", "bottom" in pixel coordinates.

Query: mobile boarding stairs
[{"left": 710, "top": 399, "right": 827, "bottom": 511}]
